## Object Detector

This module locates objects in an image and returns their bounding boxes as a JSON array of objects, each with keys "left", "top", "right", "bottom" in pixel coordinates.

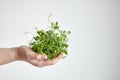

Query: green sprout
[{"left": 29, "top": 18, "right": 71, "bottom": 60}]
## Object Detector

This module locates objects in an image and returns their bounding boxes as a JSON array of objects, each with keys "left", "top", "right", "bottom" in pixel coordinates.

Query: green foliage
[{"left": 29, "top": 20, "right": 71, "bottom": 60}]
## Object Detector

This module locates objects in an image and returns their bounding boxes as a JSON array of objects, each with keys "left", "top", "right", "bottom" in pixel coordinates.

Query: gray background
[{"left": 0, "top": 0, "right": 120, "bottom": 80}]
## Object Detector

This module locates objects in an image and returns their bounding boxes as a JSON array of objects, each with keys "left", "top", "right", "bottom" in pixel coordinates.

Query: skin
[{"left": 0, "top": 45, "right": 63, "bottom": 67}]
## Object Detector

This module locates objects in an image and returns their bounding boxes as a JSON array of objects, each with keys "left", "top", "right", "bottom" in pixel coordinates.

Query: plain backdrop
[{"left": 0, "top": 0, "right": 120, "bottom": 80}]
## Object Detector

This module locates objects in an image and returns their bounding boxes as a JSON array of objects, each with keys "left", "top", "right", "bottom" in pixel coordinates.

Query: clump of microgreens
[{"left": 29, "top": 17, "right": 71, "bottom": 60}]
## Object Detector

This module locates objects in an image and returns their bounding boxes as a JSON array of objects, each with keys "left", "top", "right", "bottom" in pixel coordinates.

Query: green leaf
[{"left": 29, "top": 18, "right": 71, "bottom": 60}]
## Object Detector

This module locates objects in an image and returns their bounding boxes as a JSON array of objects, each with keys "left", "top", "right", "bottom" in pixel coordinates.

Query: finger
[
  {"left": 29, "top": 59, "right": 49, "bottom": 67},
  {"left": 42, "top": 54, "right": 47, "bottom": 59},
  {"left": 29, "top": 59, "right": 39, "bottom": 66},
  {"left": 50, "top": 52, "right": 63, "bottom": 65},
  {"left": 28, "top": 53, "right": 63, "bottom": 67},
  {"left": 36, "top": 54, "right": 47, "bottom": 61},
  {"left": 39, "top": 53, "right": 63, "bottom": 66},
  {"left": 36, "top": 60, "right": 52, "bottom": 67},
  {"left": 36, "top": 55, "right": 43, "bottom": 60}
]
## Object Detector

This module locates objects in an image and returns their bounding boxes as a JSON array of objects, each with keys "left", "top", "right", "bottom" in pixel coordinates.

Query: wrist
[
  {"left": 14, "top": 46, "right": 28, "bottom": 61},
  {"left": 11, "top": 47, "right": 19, "bottom": 61}
]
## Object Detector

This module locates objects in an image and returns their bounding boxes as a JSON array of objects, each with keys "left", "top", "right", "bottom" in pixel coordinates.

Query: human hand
[{"left": 16, "top": 46, "right": 63, "bottom": 67}]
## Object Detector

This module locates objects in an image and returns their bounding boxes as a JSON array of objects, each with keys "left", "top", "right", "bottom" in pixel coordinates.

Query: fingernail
[{"left": 42, "top": 54, "right": 47, "bottom": 59}]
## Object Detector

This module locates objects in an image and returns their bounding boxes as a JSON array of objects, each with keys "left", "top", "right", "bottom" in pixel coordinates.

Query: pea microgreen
[{"left": 29, "top": 18, "right": 71, "bottom": 60}]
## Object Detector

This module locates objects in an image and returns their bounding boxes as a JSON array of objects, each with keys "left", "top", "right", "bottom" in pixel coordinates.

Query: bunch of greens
[{"left": 29, "top": 20, "right": 71, "bottom": 60}]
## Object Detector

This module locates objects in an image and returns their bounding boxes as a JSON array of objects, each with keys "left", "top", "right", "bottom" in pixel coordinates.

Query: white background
[{"left": 0, "top": 0, "right": 120, "bottom": 80}]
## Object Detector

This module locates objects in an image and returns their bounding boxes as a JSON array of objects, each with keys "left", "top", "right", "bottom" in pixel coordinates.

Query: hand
[{"left": 16, "top": 46, "right": 63, "bottom": 67}]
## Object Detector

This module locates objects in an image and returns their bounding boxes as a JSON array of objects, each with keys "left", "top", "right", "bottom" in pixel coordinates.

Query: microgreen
[{"left": 29, "top": 18, "right": 71, "bottom": 60}]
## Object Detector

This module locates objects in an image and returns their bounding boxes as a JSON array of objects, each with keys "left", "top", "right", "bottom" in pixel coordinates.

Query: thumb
[
  {"left": 26, "top": 47, "right": 39, "bottom": 59},
  {"left": 26, "top": 46, "right": 45, "bottom": 60}
]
